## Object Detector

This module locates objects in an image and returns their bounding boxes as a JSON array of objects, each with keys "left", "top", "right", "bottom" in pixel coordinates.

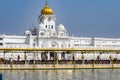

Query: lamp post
[
  {"left": 0, "top": 58, "right": 2, "bottom": 64},
  {"left": 24, "top": 52, "right": 27, "bottom": 65},
  {"left": 33, "top": 51, "right": 35, "bottom": 69},
  {"left": 92, "top": 52, "right": 95, "bottom": 68},
  {"left": 82, "top": 53, "right": 84, "bottom": 65},
  {"left": 109, "top": 55, "right": 114, "bottom": 68},
  {"left": 4, "top": 51, "right": 5, "bottom": 64},
  {"left": 11, "top": 52, "right": 13, "bottom": 69},
  {"left": 72, "top": 52, "right": 76, "bottom": 68},
  {"left": 53, "top": 52, "right": 58, "bottom": 68},
  {"left": 17, "top": 55, "right": 20, "bottom": 64}
]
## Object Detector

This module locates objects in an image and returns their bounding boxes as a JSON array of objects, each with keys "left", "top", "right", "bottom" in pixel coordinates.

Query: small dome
[
  {"left": 25, "top": 30, "right": 31, "bottom": 35},
  {"left": 29, "top": 27, "right": 37, "bottom": 35},
  {"left": 39, "top": 23, "right": 45, "bottom": 30},
  {"left": 58, "top": 24, "right": 66, "bottom": 31},
  {"left": 25, "top": 30, "right": 31, "bottom": 33},
  {"left": 41, "top": 4, "right": 53, "bottom": 15},
  {"left": 29, "top": 27, "right": 36, "bottom": 31}
]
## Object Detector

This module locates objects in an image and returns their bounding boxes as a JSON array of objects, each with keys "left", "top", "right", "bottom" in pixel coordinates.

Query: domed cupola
[
  {"left": 58, "top": 24, "right": 66, "bottom": 31},
  {"left": 25, "top": 30, "right": 32, "bottom": 36},
  {"left": 41, "top": 4, "right": 53, "bottom": 15},
  {"left": 57, "top": 24, "right": 68, "bottom": 37}
]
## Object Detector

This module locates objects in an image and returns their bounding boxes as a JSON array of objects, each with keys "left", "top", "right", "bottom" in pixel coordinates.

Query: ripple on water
[{"left": 0, "top": 69, "right": 120, "bottom": 80}]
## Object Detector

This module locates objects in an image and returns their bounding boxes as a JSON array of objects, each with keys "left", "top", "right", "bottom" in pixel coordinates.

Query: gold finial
[
  {"left": 41, "top": 0, "right": 53, "bottom": 15},
  {"left": 46, "top": 0, "right": 48, "bottom": 5}
]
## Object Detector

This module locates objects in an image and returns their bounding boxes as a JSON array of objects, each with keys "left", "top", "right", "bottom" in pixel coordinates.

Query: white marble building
[{"left": 0, "top": 3, "right": 120, "bottom": 61}]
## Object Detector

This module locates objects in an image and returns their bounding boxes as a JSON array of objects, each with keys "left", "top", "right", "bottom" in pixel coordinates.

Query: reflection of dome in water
[{"left": 41, "top": 4, "right": 53, "bottom": 15}]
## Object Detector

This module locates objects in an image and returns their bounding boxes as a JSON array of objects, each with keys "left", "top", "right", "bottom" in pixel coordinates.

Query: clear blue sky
[{"left": 0, "top": 0, "right": 120, "bottom": 37}]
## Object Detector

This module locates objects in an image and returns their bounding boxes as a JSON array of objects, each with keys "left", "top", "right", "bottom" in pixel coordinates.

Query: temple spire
[
  {"left": 46, "top": 0, "right": 48, "bottom": 5},
  {"left": 41, "top": 0, "right": 53, "bottom": 15}
]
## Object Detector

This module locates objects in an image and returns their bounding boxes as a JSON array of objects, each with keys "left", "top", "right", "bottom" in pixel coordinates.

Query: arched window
[
  {"left": 51, "top": 25, "right": 53, "bottom": 29},
  {"left": 61, "top": 42, "right": 66, "bottom": 48},
  {"left": 51, "top": 41, "right": 58, "bottom": 48},
  {"left": 42, "top": 41, "right": 47, "bottom": 48}
]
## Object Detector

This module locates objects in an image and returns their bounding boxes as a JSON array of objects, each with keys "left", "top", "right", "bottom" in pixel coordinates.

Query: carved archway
[
  {"left": 42, "top": 41, "right": 47, "bottom": 48},
  {"left": 51, "top": 41, "right": 58, "bottom": 48},
  {"left": 61, "top": 41, "right": 66, "bottom": 48}
]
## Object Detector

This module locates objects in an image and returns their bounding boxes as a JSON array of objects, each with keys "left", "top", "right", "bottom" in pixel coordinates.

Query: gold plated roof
[{"left": 41, "top": 4, "right": 53, "bottom": 15}]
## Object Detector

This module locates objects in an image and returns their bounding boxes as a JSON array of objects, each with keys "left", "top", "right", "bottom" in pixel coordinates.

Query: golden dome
[{"left": 41, "top": 4, "right": 53, "bottom": 15}]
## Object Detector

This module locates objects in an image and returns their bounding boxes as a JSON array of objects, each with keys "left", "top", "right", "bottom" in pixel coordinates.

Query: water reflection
[{"left": 0, "top": 69, "right": 120, "bottom": 80}]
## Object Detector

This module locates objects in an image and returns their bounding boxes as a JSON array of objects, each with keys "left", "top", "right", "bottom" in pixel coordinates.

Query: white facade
[{"left": 0, "top": 3, "right": 120, "bottom": 60}]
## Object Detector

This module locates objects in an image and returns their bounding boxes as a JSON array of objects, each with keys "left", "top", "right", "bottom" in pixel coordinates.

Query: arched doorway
[
  {"left": 61, "top": 52, "right": 65, "bottom": 60},
  {"left": 41, "top": 52, "right": 48, "bottom": 61},
  {"left": 50, "top": 52, "right": 54, "bottom": 60},
  {"left": 49, "top": 41, "right": 58, "bottom": 61}
]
